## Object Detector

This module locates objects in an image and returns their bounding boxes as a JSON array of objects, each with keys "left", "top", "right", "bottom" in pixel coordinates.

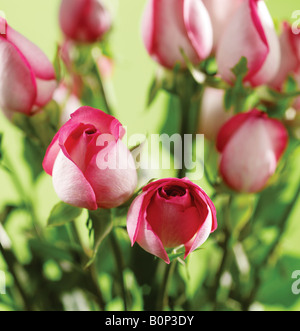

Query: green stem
[
  {"left": 177, "top": 96, "right": 191, "bottom": 179},
  {"left": 0, "top": 243, "right": 32, "bottom": 311},
  {"left": 109, "top": 230, "right": 128, "bottom": 311},
  {"left": 242, "top": 182, "right": 300, "bottom": 310},
  {"left": 210, "top": 194, "right": 233, "bottom": 310},
  {"left": 156, "top": 260, "right": 177, "bottom": 311}
]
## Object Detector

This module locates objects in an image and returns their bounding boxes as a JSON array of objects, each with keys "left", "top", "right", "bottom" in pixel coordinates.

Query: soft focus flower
[
  {"left": 127, "top": 178, "right": 217, "bottom": 263},
  {"left": 198, "top": 87, "right": 233, "bottom": 140},
  {"left": 43, "top": 107, "right": 137, "bottom": 210},
  {"left": 59, "top": 0, "right": 111, "bottom": 43},
  {"left": 52, "top": 83, "right": 82, "bottom": 125},
  {"left": 141, "top": 0, "right": 213, "bottom": 69},
  {"left": 271, "top": 22, "right": 300, "bottom": 90},
  {"left": 0, "top": 17, "right": 56, "bottom": 116},
  {"left": 202, "top": 0, "right": 243, "bottom": 53},
  {"left": 216, "top": 0, "right": 280, "bottom": 87},
  {"left": 216, "top": 109, "right": 288, "bottom": 193}
]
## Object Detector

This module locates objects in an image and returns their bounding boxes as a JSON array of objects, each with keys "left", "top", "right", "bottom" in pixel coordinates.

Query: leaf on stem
[{"left": 47, "top": 202, "right": 83, "bottom": 228}]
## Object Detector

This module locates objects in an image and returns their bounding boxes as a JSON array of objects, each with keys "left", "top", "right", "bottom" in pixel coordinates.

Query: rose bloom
[
  {"left": 142, "top": 0, "right": 213, "bottom": 69},
  {"left": 127, "top": 178, "right": 217, "bottom": 263},
  {"left": 43, "top": 107, "right": 137, "bottom": 210},
  {"left": 216, "top": 0, "right": 280, "bottom": 87},
  {"left": 59, "top": 0, "right": 111, "bottom": 43},
  {"left": 216, "top": 109, "right": 289, "bottom": 193},
  {"left": 0, "top": 17, "right": 56, "bottom": 116}
]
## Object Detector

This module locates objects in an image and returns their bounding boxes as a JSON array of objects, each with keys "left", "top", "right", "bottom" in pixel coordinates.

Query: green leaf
[
  {"left": 0, "top": 132, "right": 3, "bottom": 161},
  {"left": 47, "top": 202, "right": 83, "bottom": 228},
  {"left": 85, "top": 209, "right": 113, "bottom": 268}
]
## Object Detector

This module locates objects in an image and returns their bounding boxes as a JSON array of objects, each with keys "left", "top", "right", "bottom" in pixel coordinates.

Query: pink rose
[
  {"left": 271, "top": 22, "right": 300, "bottom": 90},
  {"left": 216, "top": 109, "right": 288, "bottom": 193},
  {"left": 216, "top": 0, "right": 280, "bottom": 87},
  {"left": 127, "top": 178, "right": 217, "bottom": 263},
  {"left": 202, "top": 0, "right": 243, "bottom": 53},
  {"left": 142, "top": 0, "right": 213, "bottom": 69},
  {"left": 198, "top": 87, "right": 233, "bottom": 141},
  {"left": 59, "top": 0, "right": 111, "bottom": 43},
  {"left": 0, "top": 17, "right": 56, "bottom": 116},
  {"left": 43, "top": 107, "right": 138, "bottom": 210}
]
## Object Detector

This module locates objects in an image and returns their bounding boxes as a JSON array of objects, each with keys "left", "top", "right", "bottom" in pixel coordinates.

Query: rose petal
[
  {"left": 52, "top": 149, "right": 98, "bottom": 210},
  {"left": 0, "top": 36, "right": 36, "bottom": 114}
]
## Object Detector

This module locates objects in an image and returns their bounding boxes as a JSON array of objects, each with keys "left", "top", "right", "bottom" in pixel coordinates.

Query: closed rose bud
[
  {"left": 59, "top": 0, "right": 111, "bottom": 43},
  {"left": 142, "top": 0, "right": 213, "bottom": 69},
  {"left": 216, "top": 0, "right": 280, "bottom": 87},
  {"left": 0, "top": 17, "right": 56, "bottom": 116},
  {"left": 216, "top": 109, "right": 288, "bottom": 193},
  {"left": 198, "top": 87, "right": 233, "bottom": 140},
  {"left": 127, "top": 178, "right": 217, "bottom": 263},
  {"left": 43, "top": 107, "right": 137, "bottom": 210},
  {"left": 202, "top": 0, "right": 243, "bottom": 53},
  {"left": 271, "top": 22, "right": 300, "bottom": 90}
]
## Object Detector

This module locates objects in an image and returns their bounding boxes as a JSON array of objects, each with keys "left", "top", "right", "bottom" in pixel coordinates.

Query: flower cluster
[{"left": 0, "top": 0, "right": 299, "bottom": 270}]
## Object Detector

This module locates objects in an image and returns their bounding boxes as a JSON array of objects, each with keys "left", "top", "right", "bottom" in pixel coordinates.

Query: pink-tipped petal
[
  {"left": 70, "top": 107, "right": 125, "bottom": 140},
  {"left": 6, "top": 25, "right": 56, "bottom": 80},
  {"left": 52, "top": 150, "right": 98, "bottom": 210},
  {"left": 84, "top": 140, "right": 137, "bottom": 209},
  {"left": 127, "top": 192, "right": 148, "bottom": 246},
  {"left": 184, "top": 205, "right": 213, "bottom": 258},
  {"left": 0, "top": 36, "right": 36, "bottom": 114},
  {"left": 183, "top": 0, "right": 213, "bottom": 60},
  {"left": 42, "top": 132, "right": 60, "bottom": 175},
  {"left": 136, "top": 217, "right": 170, "bottom": 264}
]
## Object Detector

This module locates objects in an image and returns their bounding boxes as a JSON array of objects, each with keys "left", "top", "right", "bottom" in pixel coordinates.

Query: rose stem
[
  {"left": 156, "top": 260, "right": 177, "bottom": 311},
  {"left": 109, "top": 230, "right": 128, "bottom": 311}
]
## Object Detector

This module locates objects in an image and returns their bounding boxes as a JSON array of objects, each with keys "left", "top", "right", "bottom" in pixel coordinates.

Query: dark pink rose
[
  {"left": 216, "top": 109, "right": 289, "bottom": 193},
  {"left": 216, "top": 0, "right": 280, "bottom": 87},
  {"left": 43, "top": 107, "right": 138, "bottom": 210},
  {"left": 142, "top": 0, "right": 213, "bottom": 69},
  {"left": 127, "top": 178, "right": 217, "bottom": 263},
  {"left": 0, "top": 17, "right": 56, "bottom": 116},
  {"left": 59, "top": 0, "right": 111, "bottom": 43}
]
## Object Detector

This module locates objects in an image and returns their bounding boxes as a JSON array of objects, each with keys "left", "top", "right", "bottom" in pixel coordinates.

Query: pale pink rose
[
  {"left": 43, "top": 107, "right": 138, "bottom": 210},
  {"left": 216, "top": 109, "right": 288, "bottom": 193},
  {"left": 216, "top": 0, "right": 280, "bottom": 87},
  {"left": 198, "top": 87, "right": 233, "bottom": 140},
  {"left": 202, "top": 0, "right": 243, "bottom": 53},
  {"left": 0, "top": 17, "right": 56, "bottom": 116},
  {"left": 59, "top": 0, "right": 111, "bottom": 43},
  {"left": 271, "top": 22, "right": 300, "bottom": 90},
  {"left": 127, "top": 178, "right": 217, "bottom": 263},
  {"left": 142, "top": 0, "right": 213, "bottom": 69}
]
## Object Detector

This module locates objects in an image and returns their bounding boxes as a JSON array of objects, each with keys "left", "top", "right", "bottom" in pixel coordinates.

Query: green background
[{"left": 0, "top": 0, "right": 300, "bottom": 311}]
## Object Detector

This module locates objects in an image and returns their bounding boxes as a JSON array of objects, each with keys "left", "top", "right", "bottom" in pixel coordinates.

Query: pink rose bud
[
  {"left": 202, "top": 0, "right": 243, "bottom": 53},
  {"left": 0, "top": 17, "right": 56, "bottom": 116},
  {"left": 127, "top": 178, "right": 217, "bottom": 263},
  {"left": 198, "top": 87, "right": 233, "bottom": 141},
  {"left": 216, "top": 109, "right": 288, "bottom": 193},
  {"left": 59, "top": 0, "right": 111, "bottom": 43},
  {"left": 43, "top": 107, "right": 138, "bottom": 210},
  {"left": 142, "top": 0, "right": 213, "bottom": 69},
  {"left": 216, "top": 0, "right": 280, "bottom": 87},
  {"left": 271, "top": 22, "right": 300, "bottom": 91}
]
